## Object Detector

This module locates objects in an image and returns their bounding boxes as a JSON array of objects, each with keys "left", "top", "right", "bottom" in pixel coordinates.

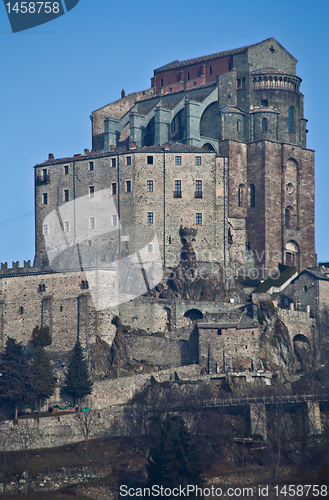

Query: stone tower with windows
[{"left": 34, "top": 38, "right": 316, "bottom": 277}]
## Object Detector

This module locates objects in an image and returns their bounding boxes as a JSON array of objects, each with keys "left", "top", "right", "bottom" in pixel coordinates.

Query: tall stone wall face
[
  {"left": 245, "top": 141, "right": 315, "bottom": 276},
  {"left": 0, "top": 272, "right": 117, "bottom": 353},
  {"left": 34, "top": 149, "right": 227, "bottom": 272},
  {"left": 199, "top": 326, "right": 260, "bottom": 374}
]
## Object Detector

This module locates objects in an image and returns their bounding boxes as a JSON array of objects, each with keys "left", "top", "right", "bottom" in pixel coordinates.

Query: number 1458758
[{"left": 5, "top": 2, "right": 60, "bottom": 14}]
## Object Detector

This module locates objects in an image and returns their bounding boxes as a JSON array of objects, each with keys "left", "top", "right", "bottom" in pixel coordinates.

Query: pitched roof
[{"left": 154, "top": 44, "right": 250, "bottom": 73}]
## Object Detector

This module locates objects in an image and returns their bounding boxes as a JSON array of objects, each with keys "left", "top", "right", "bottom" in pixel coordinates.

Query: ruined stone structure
[{"left": 0, "top": 38, "right": 319, "bottom": 385}]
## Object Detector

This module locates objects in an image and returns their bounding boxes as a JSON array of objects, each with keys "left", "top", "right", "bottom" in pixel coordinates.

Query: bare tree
[{"left": 75, "top": 409, "right": 97, "bottom": 459}]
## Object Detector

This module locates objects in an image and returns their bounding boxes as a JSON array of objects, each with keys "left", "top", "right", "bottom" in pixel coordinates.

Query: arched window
[
  {"left": 289, "top": 107, "right": 294, "bottom": 132},
  {"left": 238, "top": 184, "right": 246, "bottom": 208},
  {"left": 250, "top": 184, "right": 255, "bottom": 208},
  {"left": 262, "top": 117, "right": 268, "bottom": 132},
  {"left": 237, "top": 119, "right": 241, "bottom": 132},
  {"left": 286, "top": 241, "right": 298, "bottom": 267},
  {"left": 285, "top": 206, "right": 294, "bottom": 229}
]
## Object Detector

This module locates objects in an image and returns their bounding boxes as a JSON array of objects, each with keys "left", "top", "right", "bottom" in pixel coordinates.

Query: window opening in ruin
[
  {"left": 250, "top": 184, "right": 255, "bottom": 208},
  {"left": 169, "top": 236, "right": 172, "bottom": 244},
  {"left": 303, "top": 285, "right": 307, "bottom": 293},
  {"left": 20, "top": 307, "right": 24, "bottom": 315},
  {"left": 64, "top": 165, "right": 69, "bottom": 175},
  {"left": 147, "top": 212, "right": 154, "bottom": 224},
  {"left": 147, "top": 180, "right": 153, "bottom": 192},
  {"left": 42, "top": 193, "right": 48, "bottom": 205},
  {"left": 148, "top": 244, "right": 153, "bottom": 253},
  {"left": 64, "top": 189, "right": 69, "bottom": 202},
  {"left": 175, "top": 156, "right": 181, "bottom": 165},
  {"left": 111, "top": 158, "right": 116, "bottom": 168},
  {"left": 285, "top": 206, "right": 294, "bottom": 229},
  {"left": 126, "top": 180, "right": 131, "bottom": 192},
  {"left": 82, "top": 281, "right": 89, "bottom": 290},
  {"left": 89, "top": 161, "right": 94, "bottom": 171},
  {"left": 126, "top": 156, "right": 131, "bottom": 166},
  {"left": 262, "top": 117, "right": 268, "bottom": 132},
  {"left": 196, "top": 213, "right": 202, "bottom": 225},
  {"left": 238, "top": 184, "right": 246, "bottom": 208},
  {"left": 147, "top": 156, "right": 153, "bottom": 165},
  {"left": 112, "top": 215, "right": 118, "bottom": 226},
  {"left": 90, "top": 217, "right": 95, "bottom": 229},
  {"left": 289, "top": 107, "right": 294, "bottom": 132},
  {"left": 89, "top": 186, "right": 95, "bottom": 198},
  {"left": 195, "top": 156, "right": 201, "bottom": 165},
  {"left": 195, "top": 180, "right": 202, "bottom": 198},
  {"left": 112, "top": 183, "right": 117, "bottom": 195},
  {"left": 43, "top": 224, "right": 48, "bottom": 236},
  {"left": 174, "top": 180, "right": 182, "bottom": 197},
  {"left": 261, "top": 99, "right": 268, "bottom": 107}
]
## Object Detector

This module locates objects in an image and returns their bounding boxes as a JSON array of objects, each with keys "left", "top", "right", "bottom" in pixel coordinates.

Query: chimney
[
  {"left": 121, "top": 88, "right": 125, "bottom": 98},
  {"left": 74, "top": 154, "right": 82, "bottom": 157},
  {"left": 130, "top": 142, "right": 137, "bottom": 149},
  {"left": 84, "top": 148, "right": 90, "bottom": 156},
  {"left": 48, "top": 153, "right": 54, "bottom": 160},
  {"left": 109, "top": 145, "right": 115, "bottom": 152},
  {"left": 164, "top": 143, "right": 170, "bottom": 150}
]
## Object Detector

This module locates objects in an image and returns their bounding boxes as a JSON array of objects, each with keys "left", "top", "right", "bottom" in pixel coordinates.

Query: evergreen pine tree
[
  {"left": 147, "top": 414, "right": 203, "bottom": 493},
  {"left": 0, "top": 337, "right": 35, "bottom": 419},
  {"left": 64, "top": 339, "right": 93, "bottom": 404},
  {"left": 31, "top": 346, "right": 55, "bottom": 411}
]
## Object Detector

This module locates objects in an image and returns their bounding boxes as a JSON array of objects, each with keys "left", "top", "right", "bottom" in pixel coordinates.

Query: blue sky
[{"left": 0, "top": 0, "right": 328, "bottom": 265}]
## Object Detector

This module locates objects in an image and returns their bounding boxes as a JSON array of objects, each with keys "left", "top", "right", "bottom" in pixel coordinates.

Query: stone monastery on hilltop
[{"left": 0, "top": 38, "right": 324, "bottom": 384}]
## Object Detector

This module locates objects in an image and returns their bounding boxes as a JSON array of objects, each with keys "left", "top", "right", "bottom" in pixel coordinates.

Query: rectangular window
[
  {"left": 42, "top": 193, "right": 48, "bottom": 205},
  {"left": 261, "top": 99, "right": 268, "bottom": 107},
  {"left": 196, "top": 213, "right": 202, "bottom": 225},
  {"left": 42, "top": 168, "right": 48, "bottom": 181},
  {"left": 89, "top": 161, "right": 94, "bottom": 171},
  {"left": 195, "top": 180, "right": 202, "bottom": 198},
  {"left": 147, "top": 156, "right": 153, "bottom": 165},
  {"left": 175, "top": 156, "right": 182, "bottom": 165},
  {"left": 112, "top": 183, "right": 117, "bottom": 195},
  {"left": 126, "top": 156, "right": 131, "bottom": 166},
  {"left": 64, "top": 165, "right": 69, "bottom": 175},
  {"left": 89, "top": 186, "right": 95, "bottom": 198},
  {"left": 147, "top": 212, "right": 154, "bottom": 224},
  {"left": 64, "top": 189, "right": 69, "bottom": 202},
  {"left": 195, "top": 156, "right": 201, "bottom": 165},
  {"left": 43, "top": 224, "right": 48, "bottom": 236},
  {"left": 111, "top": 158, "right": 116, "bottom": 168},
  {"left": 90, "top": 217, "right": 95, "bottom": 230},
  {"left": 126, "top": 180, "right": 131, "bottom": 192},
  {"left": 64, "top": 221, "right": 70, "bottom": 232},
  {"left": 147, "top": 180, "right": 153, "bottom": 192},
  {"left": 112, "top": 214, "right": 118, "bottom": 226},
  {"left": 148, "top": 244, "right": 153, "bottom": 253},
  {"left": 174, "top": 180, "right": 182, "bottom": 197}
]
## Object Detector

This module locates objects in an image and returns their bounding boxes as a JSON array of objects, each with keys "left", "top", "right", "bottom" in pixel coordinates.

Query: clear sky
[{"left": 0, "top": 0, "right": 328, "bottom": 266}]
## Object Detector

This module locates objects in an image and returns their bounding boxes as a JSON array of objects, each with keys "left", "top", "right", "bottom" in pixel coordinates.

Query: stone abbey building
[
  {"left": 0, "top": 38, "right": 317, "bottom": 371},
  {"left": 34, "top": 37, "right": 316, "bottom": 277}
]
